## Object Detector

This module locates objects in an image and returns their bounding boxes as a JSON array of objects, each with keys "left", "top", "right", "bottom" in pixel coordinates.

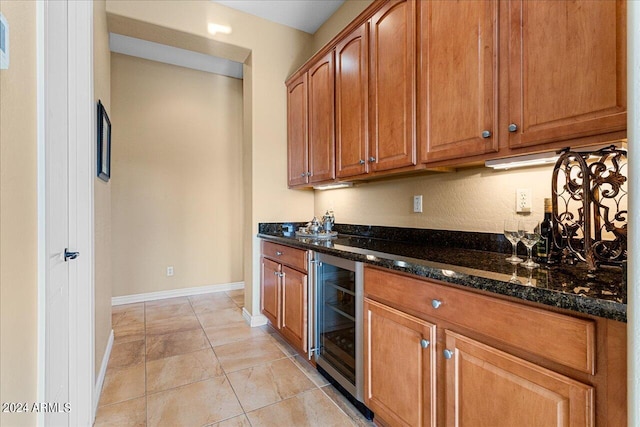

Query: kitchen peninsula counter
[{"left": 258, "top": 223, "right": 626, "bottom": 322}]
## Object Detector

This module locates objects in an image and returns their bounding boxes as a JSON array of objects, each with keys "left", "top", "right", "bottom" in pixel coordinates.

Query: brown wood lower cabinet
[
  {"left": 364, "top": 298, "right": 436, "bottom": 427},
  {"left": 260, "top": 241, "right": 309, "bottom": 354},
  {"left": 363, "top": 266, "right": 626, "bottom": 427},
  {"left": 445, "top": 331, "right": 593, "bottom": 427},
  {"left": 280, "top": 266, "right": 307, "bottom": 352}
]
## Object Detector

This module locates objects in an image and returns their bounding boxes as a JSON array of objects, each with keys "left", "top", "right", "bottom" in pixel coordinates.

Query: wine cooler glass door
[{"left": 316, "top": 255, "right": 363, "bottom": 397}]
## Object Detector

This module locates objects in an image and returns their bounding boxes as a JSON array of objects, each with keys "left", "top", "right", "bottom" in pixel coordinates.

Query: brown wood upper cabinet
[
  {"left": 419, "top": 0, "right": 626, "bottom": 164},
  {"left": 418, "top": 0, "right": 498, "bottom": 163},
  {"left": 336, "top": 23, "right": 369, "bottom": 179},
  {"left": 506, "top": 0, "right": 626, "bottom": 149},
  {"left": 369, "top": 0, "right": 417, "bottom": 172},
  {"left": 287, "top": 74, "right": 308, "bottom": 187},
  {"left": 287, "top": 52, "right": 336, "bottom": 187}
]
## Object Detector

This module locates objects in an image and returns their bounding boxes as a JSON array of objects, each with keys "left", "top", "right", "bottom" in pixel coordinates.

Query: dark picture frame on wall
[{"left": 97, "top": 100, "right": 111, "bottom": 182}]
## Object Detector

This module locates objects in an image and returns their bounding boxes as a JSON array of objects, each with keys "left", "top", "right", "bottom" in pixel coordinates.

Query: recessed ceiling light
[{"left": 208, "top": 23, "right": 232, "bottom": 36}]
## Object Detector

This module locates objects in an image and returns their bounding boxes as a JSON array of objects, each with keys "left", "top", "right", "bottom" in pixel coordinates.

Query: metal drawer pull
[
  {"left": 276, "top": 251, "right": 283, "bottom": 256},
  {"left": 508, "top": 123, "right": 518, "bottom": 132},
  {"left": 431, "top": 299, "right": 442, "bottom": 309},
  {"left": 369, "top": 156, "right": 376, "bottom": 162},
  {"left": 420, "top": 339, "right": 430, "bottom": 349},
  {"left": 443, "top": 349, "right": 454, "bottom": 359},
  {"left": 359, "top": 159, "right": 365, "bottom": 165},
  {"left": 481, "top": 130, "right": 492, "bottom": 138}
]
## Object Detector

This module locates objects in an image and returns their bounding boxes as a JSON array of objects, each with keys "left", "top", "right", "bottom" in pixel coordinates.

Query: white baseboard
[
  {"left": 93, "top": 329, "right": 114, "bottom": 420},
  {"left": 243, "top": 307, "right": 268, "bottom": 327},
  {"left": 112, "top": 282, "right": 244, "bottom": 306}
]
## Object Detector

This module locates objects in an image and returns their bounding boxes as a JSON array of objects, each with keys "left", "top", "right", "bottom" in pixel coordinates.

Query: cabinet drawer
[
  {"left": 364, "top": 267, "right": 595, "bottom": 374},
  {"left": 262, "top": 241, "right": 308, "bottom": 272}
]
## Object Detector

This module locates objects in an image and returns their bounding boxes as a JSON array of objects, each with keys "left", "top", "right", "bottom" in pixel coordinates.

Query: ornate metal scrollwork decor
[{"left": 551, "top": 145, "right": 627, "bottom": 272}]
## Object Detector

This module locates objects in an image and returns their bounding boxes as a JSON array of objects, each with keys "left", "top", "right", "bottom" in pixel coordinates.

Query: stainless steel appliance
[{"left": 309, "top": 252, "right": 373, "bottom": 419}]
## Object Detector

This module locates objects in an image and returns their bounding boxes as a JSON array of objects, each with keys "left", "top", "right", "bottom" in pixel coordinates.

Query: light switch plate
[
  {"left": 0, "top": 13, "right": 9, "bottom": 70},
  {"left": 413, "top": 195, "right": 423, "bottom": 213}
]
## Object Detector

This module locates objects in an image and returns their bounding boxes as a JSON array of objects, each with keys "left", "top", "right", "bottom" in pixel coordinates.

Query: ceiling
[
  {"left": 213, "top": 0, "right": 345, "bottom": 34},
  {"left": 109, "top": 1, "right": 345, "bottom": 79}
]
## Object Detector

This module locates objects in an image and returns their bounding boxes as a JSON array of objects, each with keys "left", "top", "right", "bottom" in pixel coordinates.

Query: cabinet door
[
  {"left": 419, "top": 0, "right": 498, "bottom": 163},
  {"left": 261, "top": 258, "right": 281, "bottom": 328},
  {"left": 444, "top": 331, "right": 594, "bottom": 427},
  {"left": 507, "top": 0, "right": 626, "bottom": 149},
  {"left": 280, "top": 266, "right": 308, "bottom": 352},
  {"left": 308, "top": 51, "right": 336, "bottom": 183},
  {"left": 369, "top": 0, "right": 416, "bottom": 172},
  {"left": 287, "top": 74, "right": 308, "bottom": 187},
  {"left": 364, "top": 298, "right": 436, "bottom": 427},
  {"left": 336, "top": 23, "right": 369, "bottom": 178}
]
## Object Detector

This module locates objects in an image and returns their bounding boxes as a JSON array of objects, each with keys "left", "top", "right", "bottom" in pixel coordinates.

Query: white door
[
  {"left": 43, "top": 2, "right": 71, "bottom": 425},
  {"left": 38, "top": 1, "right": 94, "bottom": 425}
]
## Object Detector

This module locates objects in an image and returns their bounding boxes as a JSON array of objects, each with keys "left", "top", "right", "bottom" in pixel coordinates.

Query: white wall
[
  {"left": 316, "top": 166, "right": 554, "bottom": 233},
  {"left": 110, "top": 53, "right": 244, "bottom": 296},
  {"left": 0, "top": 2, "right": 38, "bottom": 426}
]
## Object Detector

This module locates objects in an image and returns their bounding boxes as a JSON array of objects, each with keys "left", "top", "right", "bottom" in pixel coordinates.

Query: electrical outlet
[
  {"left": 413, "top": 195, "right": 423, "bottom": 213},
  {"left": 516, "top": 189, "right": 532, "bottom": 213},
  {"left": 167, "top": 266, "right": 174, "bottom": 277}
]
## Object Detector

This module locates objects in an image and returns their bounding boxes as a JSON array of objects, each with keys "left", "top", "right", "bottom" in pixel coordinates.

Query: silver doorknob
[
  {"left": 64, "top": 249, "right": 80, "bottom": 262},
  {"left": 481, "top": 130, "right": 492, "bottom": 138},
  {"left": 443, "top": 349, "right": 454, "bottom": 359},
  {"left": 301, "top": 173, "right": 306, "bottom": 177},
  {"left": 431, "top": 299, "right": 442, "bottom": 309},
  {"left": 306, "top": 172, "right": 312, "bottom": 177},
  {"left": 508, "top": 123, "right": 518, "bottom": 132},
  {"left": 420, "top": 339, "right": 430, "bottom": 349},
  {"left": 368, "top": 157, "right": 376, "bottom": 162},
  {"left": 359, "top": 159, "right": 365, "bottom": 165}
]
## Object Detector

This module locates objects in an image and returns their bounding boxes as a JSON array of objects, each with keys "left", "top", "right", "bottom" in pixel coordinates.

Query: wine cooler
[{"left": 312, "top": 252, "right": 372, "bottom": 419}]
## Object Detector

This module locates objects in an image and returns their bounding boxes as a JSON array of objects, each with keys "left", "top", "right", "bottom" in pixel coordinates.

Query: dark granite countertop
[{"left": 258, "top": 223, "right": 627, "bottom": 322}]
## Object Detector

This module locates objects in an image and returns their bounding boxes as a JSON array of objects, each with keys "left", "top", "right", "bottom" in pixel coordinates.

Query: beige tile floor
[{"left": 95, "top": 290, "right": 374, "bottom": 427}]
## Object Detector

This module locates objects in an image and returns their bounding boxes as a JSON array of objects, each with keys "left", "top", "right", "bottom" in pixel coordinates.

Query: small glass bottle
[{"left": 535, "top": 198, "right": 554, "bottom": 264}]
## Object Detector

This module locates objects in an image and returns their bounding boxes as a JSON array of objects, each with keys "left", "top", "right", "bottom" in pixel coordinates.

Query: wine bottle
[{"left": 535, "top": 198, "right": 554, "bottom": 263}]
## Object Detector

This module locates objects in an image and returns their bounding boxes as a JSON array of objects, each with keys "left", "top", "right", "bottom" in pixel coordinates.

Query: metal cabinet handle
[
  {"left": 443, "top": 349, "right": 454, "bottom": 359},
  {"left": 420, "top": 339, "right": 430, "bottom": 349},
  {"left": 481, "top": 130, "right": 492, "bottom": 139},
  {"left": 508, "top": 123, "right": 518, "bottom": 133},
  {"left": 301, "top": 173, "right": 306, "bottom": 178},
  {"left": 306, "top": 172, "right": 312, "bottom": 177},
  {"left": 276, "top": 251, "right": 283, "bottom": 256},
  {"left": 359, "top": 159, "right": 365, "bottom": 165},
  {"left": 431, "top": 299, "right": 442, "bottom": 309},
  {"left": 368, "top": 157, "right": 376, "bottom": 162}
]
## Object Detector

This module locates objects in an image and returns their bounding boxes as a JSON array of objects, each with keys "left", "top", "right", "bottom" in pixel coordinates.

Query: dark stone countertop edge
[{"left": 257, "top": 232, "right": 627, "bottom": 323}]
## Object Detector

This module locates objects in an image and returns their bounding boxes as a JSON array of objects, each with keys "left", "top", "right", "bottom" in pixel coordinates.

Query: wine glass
[
  {"left": 504, "top": 219, "right": 523, "bottom": 263},
  {"left": 519, "top": 219, "right": 541, "bottom": 268}
]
